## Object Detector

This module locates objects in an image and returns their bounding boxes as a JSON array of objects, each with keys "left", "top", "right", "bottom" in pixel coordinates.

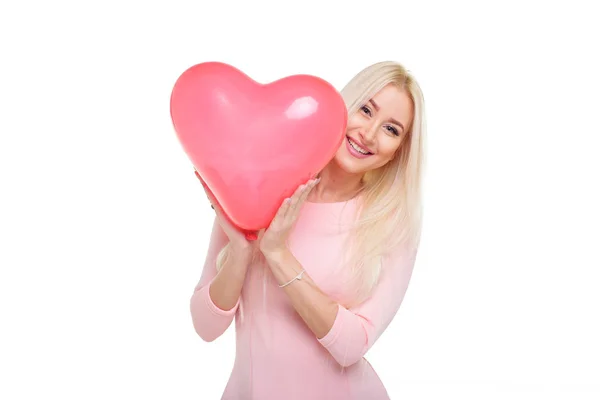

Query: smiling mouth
[{"left": 347, "top": 136, "right": 373, "bottom": 155}]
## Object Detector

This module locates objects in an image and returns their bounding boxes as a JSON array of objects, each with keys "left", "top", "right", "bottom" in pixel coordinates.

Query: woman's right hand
[{"left": 194, "top": 169, "right": 253, "bottom": 253}]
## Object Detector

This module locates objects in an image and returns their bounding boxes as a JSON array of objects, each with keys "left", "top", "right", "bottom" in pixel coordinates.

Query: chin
[{"left": 333, "top": 153, "right": 369, "bottom": 175}]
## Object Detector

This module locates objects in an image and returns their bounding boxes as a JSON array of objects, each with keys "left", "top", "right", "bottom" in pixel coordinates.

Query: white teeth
[{"left": 348, "top": 138, "right": 370, "bottom": 155}]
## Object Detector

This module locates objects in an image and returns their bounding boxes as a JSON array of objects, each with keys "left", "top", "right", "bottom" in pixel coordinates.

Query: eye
[
  {"left": 385, "top": 125, "right": 399, "bottom": 136},
  {"left": 360, "top": 105, "right": 372, "bottom": 116}
]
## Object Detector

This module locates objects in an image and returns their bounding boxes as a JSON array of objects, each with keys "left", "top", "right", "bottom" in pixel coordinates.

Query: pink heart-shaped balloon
[{"left": 170, "top": 62, "right": 347, "bottom": 236}]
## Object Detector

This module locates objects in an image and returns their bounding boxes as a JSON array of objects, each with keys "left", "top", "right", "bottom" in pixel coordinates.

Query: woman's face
[{"left": 334, "top": 83, "right": 414, "bottom": 175}]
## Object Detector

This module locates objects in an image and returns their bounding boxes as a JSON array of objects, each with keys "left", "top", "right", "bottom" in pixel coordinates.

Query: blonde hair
[
  {"left": 338, "top": 60, "right": 426, "bottom": 307},
  {"left": 214, "top": 61, "right": 426, "bottom": 309}
]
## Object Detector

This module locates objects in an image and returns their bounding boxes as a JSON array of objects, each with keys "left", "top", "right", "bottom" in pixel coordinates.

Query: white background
[{"left": 1, "top": 0, "right": 599, "bottom": 399}]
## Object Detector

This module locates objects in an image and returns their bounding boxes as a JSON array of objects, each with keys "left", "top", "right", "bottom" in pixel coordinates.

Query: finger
[
  {"left": 203, "top": 189, "right": 216, "bottom": 208},
  {"left": 289, "top": 180, "right": 316, "bottom": 213},
  {"left": 211, "top": 200, "right": 222, "bottom": 216},
  {"left": 287, "top": 179, "right": 318, "bottom": 221},
  {"left": 255, "top": 229, "right": 266, "bottom": 245},
  {"left": 305, "top": 178, "right": 320, "bottom": 196},
  {"left": 271, "top": 197, "right": 292, "bottom": 228},
  {"left": 197, "top": 178, "right": 219, "bottom": 211},
  {"left": 194, "top": 173, "right": 211, "bottom": 198},
  {"left": 202, "top": 187, "right": 224, "bottom": 217},
  {"left": 292, "top": 183, "right": 307, "bottom": 199},
  {"left": 292, "top": 179, "right": 319, "bottom": 212},
  {"left": 210, "top": 202, "right": 245, "bottom": 241},
  {"left": 284, "top": 184, "right": 307, "bottom": 219}
]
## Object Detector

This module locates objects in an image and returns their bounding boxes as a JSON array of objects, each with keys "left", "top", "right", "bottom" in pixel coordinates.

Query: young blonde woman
[{"left": 191, "top": 60, "right": 426, "bottom": 400}]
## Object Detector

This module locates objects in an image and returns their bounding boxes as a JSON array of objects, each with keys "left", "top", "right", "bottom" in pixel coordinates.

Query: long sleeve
[
  {"left": 317, "top": 244, "right": 418, "bottom": 367},
  {"left": 189, "top": 217, "right": 240, "bottom": 342}
]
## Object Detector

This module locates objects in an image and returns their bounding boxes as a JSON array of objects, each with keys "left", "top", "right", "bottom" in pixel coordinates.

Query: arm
[
  {"left": 263, "top": 248, "right": 339, "bottom": 339},
  {"left": 263, "top": 244, "right": 418, "bottom": 367},
  {"left": 190, "top": 217, "right": 252, "bottom": 342}
]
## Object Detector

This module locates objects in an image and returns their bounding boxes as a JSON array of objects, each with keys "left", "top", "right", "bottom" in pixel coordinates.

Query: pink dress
[{"left": 190, "top": 198, "right": 418, "bottom": 399}]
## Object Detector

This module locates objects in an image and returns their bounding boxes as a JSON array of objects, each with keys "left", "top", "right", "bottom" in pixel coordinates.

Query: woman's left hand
[{"left": 259, "top": 177, "right": 320, "bottom": 257}]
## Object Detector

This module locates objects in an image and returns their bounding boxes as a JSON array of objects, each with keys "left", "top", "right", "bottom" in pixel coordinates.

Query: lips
[{"left": 347, "top": 136, "right": 373, "bottom": 155}]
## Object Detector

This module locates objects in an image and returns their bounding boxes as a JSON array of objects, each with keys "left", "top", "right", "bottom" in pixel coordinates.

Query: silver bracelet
[{"left": 278, "top": 269, "right": 305, "bottom": 288}]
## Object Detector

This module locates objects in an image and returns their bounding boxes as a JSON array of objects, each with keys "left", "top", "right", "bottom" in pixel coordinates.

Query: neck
[{"left": 309, "top": 160, "right": 364, "bottom": 203}]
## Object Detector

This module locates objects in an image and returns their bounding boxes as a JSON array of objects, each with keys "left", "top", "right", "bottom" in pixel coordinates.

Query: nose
[{"left": 360, "top": 121, "right": 377, "bottom": 144}]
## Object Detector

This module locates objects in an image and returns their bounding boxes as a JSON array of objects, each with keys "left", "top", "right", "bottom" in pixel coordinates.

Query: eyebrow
[{"left": 369, "top": 99, "right": 405, "bottom": 133}]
